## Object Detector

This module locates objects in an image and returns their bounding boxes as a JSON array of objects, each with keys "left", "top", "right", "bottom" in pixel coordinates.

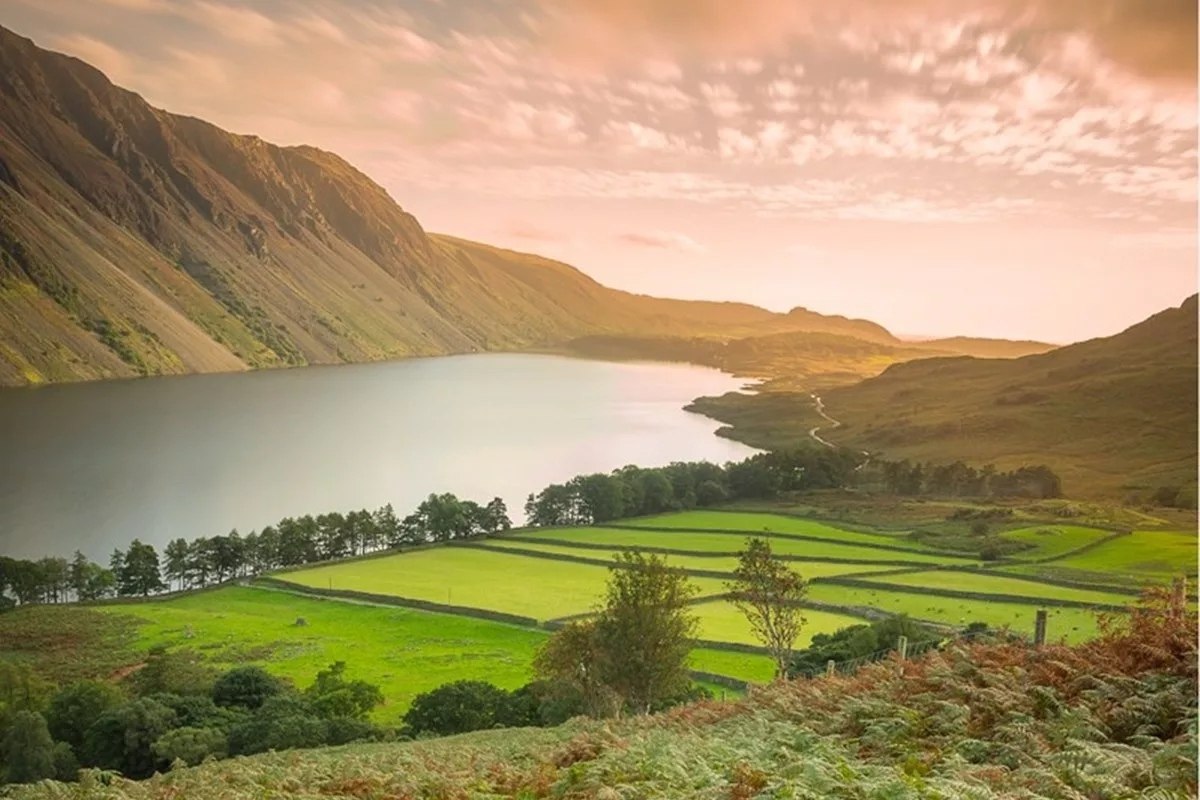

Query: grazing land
[
  {"left": 1000, "top": 530, "right": 1199, "bottom": 587},
  {"left": 2, "top": 508, "right": 1191, "bottom": 724},
  {"left": 512, "top": 525, "right": 972, "bottom": 564}
]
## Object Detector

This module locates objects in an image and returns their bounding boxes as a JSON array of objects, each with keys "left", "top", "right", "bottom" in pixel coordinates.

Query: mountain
[
  {"left": 0, "top": 25, "right": 893, "bottom": 387},
  {"left": 822, "top": 295, "right": 1199, "bottom": 498}
]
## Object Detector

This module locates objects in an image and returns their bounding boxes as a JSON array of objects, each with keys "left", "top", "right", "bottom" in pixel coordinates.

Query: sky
[{"left": 1, "top": 0, "right": 1196, "bottom": 343}]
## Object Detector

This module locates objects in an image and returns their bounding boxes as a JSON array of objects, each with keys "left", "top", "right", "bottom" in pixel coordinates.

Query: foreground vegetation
[{"left": 5, "top": 590, "right": 1194, "bottom": 799}]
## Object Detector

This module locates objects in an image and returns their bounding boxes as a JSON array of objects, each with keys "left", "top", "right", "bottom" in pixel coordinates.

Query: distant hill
[
  {"left": 823, "top": 296, "right": 1199, "bottom": 499},
  {"left": 909, "top": 336, "right": 1058, "bottom": 358},
  {"left": 0, "top": 26, "right": 897, "bottom": 386}
]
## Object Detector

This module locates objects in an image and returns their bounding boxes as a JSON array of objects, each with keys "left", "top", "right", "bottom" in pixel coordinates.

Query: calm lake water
[{"left": 0, "top": 354, "right": 755, "bottom": 560}]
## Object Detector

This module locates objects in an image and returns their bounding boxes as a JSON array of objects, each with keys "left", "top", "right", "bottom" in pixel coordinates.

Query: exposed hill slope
[
  {"left": 0, "top": 26, "right": 906, "bottom": 387},
  {"left": 823, "top": 295, "right": 1199, "bottom": 498}
]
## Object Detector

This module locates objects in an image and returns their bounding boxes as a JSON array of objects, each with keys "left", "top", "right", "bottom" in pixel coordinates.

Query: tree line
[{"left": 0, "top": 493, "right": 511, "bottom": 608}]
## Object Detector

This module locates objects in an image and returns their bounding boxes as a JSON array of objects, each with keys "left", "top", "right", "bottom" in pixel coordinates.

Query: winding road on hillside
[{"left": 808, "top": 393, "right": 871, "bottom": 469}]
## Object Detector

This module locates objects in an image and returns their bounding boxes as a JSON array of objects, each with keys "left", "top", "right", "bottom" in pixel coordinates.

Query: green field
[
  {"left": 621, "top": 510, "right": 938, "bottom": 551},
  {"left": 515, "top": 526, "right": 972, "bottom": 564},
  {"left": 691, "top": 600, "right": 866, "bottom": 647},
  {"left": 42, "top": 587, "right": 771, "bottom": 720},
  {"left": 1005, "top": 530, "right": 1197, "bottom": 584},
  {"left": 95, "top": 586, "right": 543, "bottom": 722},
  {"left": 804, "top": 584, "right": 1103, "bottom": 642},
  {"left": 281, "top": 547, "right": 726, "bottom": 620},
  {"left": 481, "top": 539, "right": 899, "bottom": 579},
  {"left": 857, "top": 570, "right": 1137, "bottom": 607},
  {"left": 999, "top": 525, "right": 1118, "bottom": 560},
  {"left": 5, "top": 508, "right": 1191, "bottom": 723}
]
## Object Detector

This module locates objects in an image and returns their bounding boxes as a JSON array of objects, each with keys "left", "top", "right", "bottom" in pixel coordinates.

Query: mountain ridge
[{"left": 0, "top": 25, "right": 1052, "bottom": 386}]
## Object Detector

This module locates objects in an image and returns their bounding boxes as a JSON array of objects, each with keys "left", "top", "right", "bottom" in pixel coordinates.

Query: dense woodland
[{"left": 0, "top": 449, "right": 1063, "bottom": 609}]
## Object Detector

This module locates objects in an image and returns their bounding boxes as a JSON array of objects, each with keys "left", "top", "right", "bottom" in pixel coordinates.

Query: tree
[
  {"left": 533, "top": 620, "right": 620, "bottom": 718},
  {"left": 1, "top": 711, "right": 56, "bottom": 784},
  {"left": 402, "top": 680, "right": 509, "bottom": 736},
  {"left": 374, "top": 504, "right": 401, "bottom": 547},
  {"left": 479, "top": 497, "right": 511, "bottom": 535},
  {"left": 82, "top": 698, "right": 178, "bottom": 778},
  {"left": 212, "top": 666, "right": 286, "bottom": 710},
  {"left": 118, "top": 540, "right": 165, "bottom": 596},
  {"left": 304, "top": 661, "right": 382, "bottom": 720},
  {"left": 727, "top": 538, "right": 807, "bottom": 679},
  {"left": 592, "top": 551, "right": 698, "bottom": 714},
  {"left": 163, "top": 539, "right": 190, "bottom": 590},
  {"left": 45, "top": 680, "right": 124, "bottom": 751}
]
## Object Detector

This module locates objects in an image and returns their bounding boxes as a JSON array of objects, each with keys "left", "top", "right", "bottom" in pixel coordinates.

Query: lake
[{"left": 0, "top": 354, "right": 755, "bottom": 561}]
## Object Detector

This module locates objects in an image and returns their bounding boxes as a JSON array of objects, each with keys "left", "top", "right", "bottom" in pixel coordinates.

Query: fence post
[
  {"left": 1172, "top": 576, "right": 1188, "bottom": 616},
  {"left": 826, "top": 659, "right": 835, "bottom": 677},
  {"left": 1034, "top": 609, "right": 1047, "bottom": 646},
  {"left": 896, "top": 635, "right": 908, "bottom": 675}
]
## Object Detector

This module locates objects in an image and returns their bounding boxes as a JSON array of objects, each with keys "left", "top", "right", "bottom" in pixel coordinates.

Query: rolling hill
[
  {"left": 0, "top": 25, "right": 918, "bottom": 387},
  {"left": 821, "top": 295, "right": 1198, "bottom": 498}
]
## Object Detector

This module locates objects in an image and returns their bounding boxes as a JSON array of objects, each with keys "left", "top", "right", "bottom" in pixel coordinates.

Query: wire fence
[{"left": 788, "top": 625, "right": 1025, "bottom": 679}]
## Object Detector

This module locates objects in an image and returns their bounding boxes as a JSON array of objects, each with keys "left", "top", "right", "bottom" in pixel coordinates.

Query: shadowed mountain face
[
  {"left": 824, "top": 295, "right": 1199, "bottom": 498},
  {"left": 0, "top": 26, "right": 910, "bottom": 386}
]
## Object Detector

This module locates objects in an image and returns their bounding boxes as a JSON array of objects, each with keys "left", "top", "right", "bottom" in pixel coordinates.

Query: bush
[
  {"left": 51, "top": 741, "right": 78, "bottom": 782},
  {"left": 127, "top": 647, "right": 216, "bottom": 698},
  {"left": 212, "top": 666, "right": 286, "bottom": 710},
  {"left": 789, "top": 616, "right": 940, "bottom": 677},
  {"left": 45, "top": 681, "right": 124, "bottom": 751},
  {"left": 403, "top": 681, "right": 510, "bottom": 736},
  {"left": 1, "top": 711, "right": 56, "bottom": 784},
  {"left": 151, "top": 727, "right": 227, "bottom": 766},
  {"left": 81, "top": 698, "right": 177, "bottom": 779},
  {"left": 305, "top": 662, "right": 382, "bottom": 720}
]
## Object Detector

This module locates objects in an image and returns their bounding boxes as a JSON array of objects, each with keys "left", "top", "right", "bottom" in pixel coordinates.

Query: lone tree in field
[
  {"left": 595, "top": 551, "right": 698, "bottom": 714},
  {"left": 536, "top": 551, "right": 697, "bottom": 715},
  {"left": 728, "top": 537, "right": 807, "bottom": 679}
]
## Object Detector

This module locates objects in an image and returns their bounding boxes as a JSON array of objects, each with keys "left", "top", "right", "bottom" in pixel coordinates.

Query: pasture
[
  {"left": 998, "top": 525, "right": 1119, "bottom": 560},
  {"left": 281, "top": 546, "right": 722, "bottom": 620},
  {"left": 1002, "top": 530, "right": 1198, "bottom": 586},
  {"left": 6, "top": 508, "right": 1189, "bottom": 721},
  {"left": 515, "top": 525, "right": 971, "bottom": 564}
]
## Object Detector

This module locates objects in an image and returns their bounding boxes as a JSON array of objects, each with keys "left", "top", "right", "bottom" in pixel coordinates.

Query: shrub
[
  {"left": 81, "top": 698, "right": 177, "bottom": 778},
  {"left": 403, "top": 680, "right": 510, "bottom": 736},
  {"left": 1, "top": 711, "right": 56, "bottom": 784},
  {"left": 151, "top": 727, "right": 227, "bottom": 766},
  {"left": 45, "top": 681, "right": 124, "bottom": 751},
  {"left": 212, "top": 666, "right": 286, "bottom": 710}
]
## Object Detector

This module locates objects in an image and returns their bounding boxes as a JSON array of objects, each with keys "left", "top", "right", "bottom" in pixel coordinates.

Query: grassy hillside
[
  {"left": 692, "top": 297, "right": 1197, "bottom": 499},
  {"left": 7, "top": 592, "right": 1195, "bottom": 799},
  {"left": 0, "top": 26, "right": 904, "bottom": 387}
]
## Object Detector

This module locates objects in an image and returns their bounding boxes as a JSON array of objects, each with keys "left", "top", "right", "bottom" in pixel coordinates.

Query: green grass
[
  {"left": 1002, "top": 530, "right": 1197, "bottom": 587},
  {"left": 856, "top": 569, "right": 1138, "bottom": 607},
  {"left": 804, "top": 584, "right": 1104, "bottom": 643},
  {"left": 621, "top": 510, "right": 942, "bottom": 551},
  {"left": 999, "top": 524, "right": 1117, "bottom": 560},
  {"left": 280, "top": 547, "right": 727, "bottom": 621},
  {"left": 687, "top": 648, "right": 776, "bottom": 684},
  {"left": 691, "top": 600, "right": 867, "bottom": 647},
  {"left": 514, "top": 526, "right": 972, "bottom": 565},
  {"left": 95, "top": 586, "right": 545, "bottom": 722},
  {"left": 481, "top": 539, "right": 900, "bottom": 579}
]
